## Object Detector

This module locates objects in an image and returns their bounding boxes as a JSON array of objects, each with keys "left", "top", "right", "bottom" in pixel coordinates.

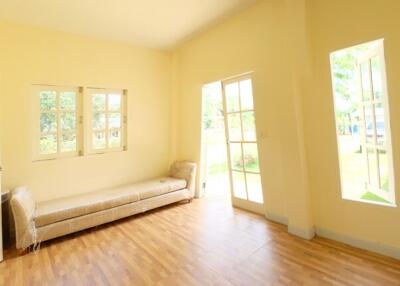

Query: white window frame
[
  {"left": 85, "top": 88, "right": 127, "bottom": 154},
  {"left": 356, "top": 41, "right": 395, "bottom": 204},
  {"left": 330, "top": 39, "right": 396, "bottom": 206},
  {"left": 33, "top": 85, "right": 83, "bottom": 161}
]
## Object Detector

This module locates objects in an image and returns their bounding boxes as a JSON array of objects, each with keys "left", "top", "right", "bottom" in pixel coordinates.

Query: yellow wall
[
  {"left": 0, "top": 20, "right": 172, "bottom": 201},
  {"left": 172, "top": 0, "right": 314, "bottom": 237},
  {"left": 306, "top": 0, "right": 400, "bottom": 254}
]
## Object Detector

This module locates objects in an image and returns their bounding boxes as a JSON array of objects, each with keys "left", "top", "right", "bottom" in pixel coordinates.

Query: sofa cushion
[{"left": 35, "top": 177, "right": 187, "bottom": 227}]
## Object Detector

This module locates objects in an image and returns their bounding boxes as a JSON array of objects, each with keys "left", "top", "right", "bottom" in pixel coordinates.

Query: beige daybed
[{"left": 10, "top": 161, "right": 196, "bottom": 251}]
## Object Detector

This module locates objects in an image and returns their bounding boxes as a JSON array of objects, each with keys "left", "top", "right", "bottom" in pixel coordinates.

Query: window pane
[
  {"left": 239, "top": 79, "right": 253, "bottom": 110},
  {"left": 93, "top": 113, "right": 106, "bottom": 130},
  {"left": 364, "top": 105, "right": 374, "bottom": 144},
  {"left": 40, "top": 113, "right": 57, "bottom": 133},
  {"left": 40, "top": 135, "right": 57, "bottom": 154},
  {"left": 109, "top": 113, "right": 121, "bottom": 129},
  {"left": 60, "top": 92, "right": 76, "bottom": 110},
  {"left": 109, "top": 129, "right": 121, "bottom": 148},
  {"left": 375, "top": 103, "right": 385, "bottom": 146},
  {"left": 109, "top": 94, "right": 121, "bottom": 111},
  {"left": 232, "top": 171, "right": 247, "bottom": 199},
  {"left": 243, "top": 143, "right": 259, "bottom": 172},
  {"left": 367, "top": 148, "right": 378, "bottom": 187},
  {"left": 93, "top": 131, "right": 106, "bottom": 150},
  {"left": 92, "top": 94, "right": 106, "bottom": 111},
  {"left": 378, "top": 149, "right": 389, "bottom": 191},
  {"left": 242, "top": 111, "right": 256, "bottom": 141},
  {"left": 61, "top": 112, "right": 76, "bottom": 132},
  {"left": 361, "top": 61, "right": 372, "bottom": 101},
  {"left": 229, "top": 143, "right": 243, "bottom": 171},
  {"left": 371, "top": 56, "right": 382, "bottom": 100},
  {"left": 338, "top": 135, "right": 368, "bottom": 197},
  {"left": 246, "top": 173, "right": 263, "bottom": 203},
  {"left": 225, "top": 83, "right": 240, "bottom": 112},
  {"left": 227, "top": 113, "right": 242, "bottom": 141},
  {"left": 61, "top": 133, "right": 76, "bottom": 152},
  {"left": 40, "top": 91, "right": 57, "bottom": 111}
]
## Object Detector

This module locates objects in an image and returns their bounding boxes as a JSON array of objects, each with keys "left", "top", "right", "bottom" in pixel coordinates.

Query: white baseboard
[
  {"left": 316, "top": 227, "right": 400, "bottom": 260},
  {"left": 265, "top": 212, "right": 315, "bottom": 240},
  {"left": 264, "top": 213, "right": 400, "bottom": 260},
  {"left": 265, "top": 212, "right": 288, "bottom": 225},
  {"left": 288, "top": 224, "right": 315, "bottom": 240}
]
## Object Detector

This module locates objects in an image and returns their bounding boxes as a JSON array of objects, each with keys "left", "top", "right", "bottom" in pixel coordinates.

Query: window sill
[
  {"left": 342, "top": 196, "right": 397, "bottom": 208},
  {"left": 32, "top": 153, "right": 82, "bottom": 163}
]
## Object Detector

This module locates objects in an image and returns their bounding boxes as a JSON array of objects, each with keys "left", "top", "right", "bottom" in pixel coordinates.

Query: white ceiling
[{"left": 0, "top": 0, "right": 257, "bottom": 49}]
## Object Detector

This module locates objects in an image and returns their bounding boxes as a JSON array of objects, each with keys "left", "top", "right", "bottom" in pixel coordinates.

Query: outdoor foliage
[
  {"left": 39, "top": 91, "right": 77, "bottom": 154},
  {"left": 331, "top": 47, "right": 367, "bottom": 135}
]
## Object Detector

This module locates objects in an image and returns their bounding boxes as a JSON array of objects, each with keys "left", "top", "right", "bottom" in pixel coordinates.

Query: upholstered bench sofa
[{"left": 10, "top": 161, "right": 196, "bottom": 251}]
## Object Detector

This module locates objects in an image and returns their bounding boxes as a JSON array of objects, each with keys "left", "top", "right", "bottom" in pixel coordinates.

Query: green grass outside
[
  {"left": 361, "top": 192, "right": 390, "bottom": 204},
  {"left": 244, "top": 161, "right": 259, "bottom": 173}
]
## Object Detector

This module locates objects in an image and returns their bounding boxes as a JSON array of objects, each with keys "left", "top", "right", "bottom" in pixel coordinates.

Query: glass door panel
[
  {"left": 243, "top": 143, "right": 259, "bottom": 173},
  {"left": 246, "top": 173, "right": 263, "bottom": 203},
  {"left": 239, "top": 79, "right": 254, "bottom": 110},
  {"left": 223, "top": 75, "right": 264, "bottom": 213},
  {"left": 242, "top": 111, "right": 256, "bottom": 141},
  {"left": 232, "top": 171, "right": 247, "bottom": 199},
  {"left": 227, "top": 113, "right": 242, "bottom": 141},
  {"left": 229, "top": 143, "right": 243, "bottom": 171},
  {"left": 225, "top": 83, "right": 240, "bottom": 112}
]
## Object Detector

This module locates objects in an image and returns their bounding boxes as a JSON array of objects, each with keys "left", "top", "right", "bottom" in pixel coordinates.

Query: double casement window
[{"left": 34, "top": 85, "right": 127, "bottom": 160}]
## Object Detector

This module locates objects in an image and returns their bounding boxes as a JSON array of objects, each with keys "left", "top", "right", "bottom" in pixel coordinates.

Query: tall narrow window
[
  {"left": 34, "top": 86, "right": 82, "bottom": 160},
  {"left": 87, "top": 88, "right": 127, "bottom": 153},
  {"left": 330, "top": 40, "right": 396, "bottom": 206}
]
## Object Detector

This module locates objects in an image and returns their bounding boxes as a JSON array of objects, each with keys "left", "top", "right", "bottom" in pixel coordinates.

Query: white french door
[
  {"left": 357, "top": 42, "right": 395, "bottom": 203},
  {"left": 222, "top": 75, "right": 265, "bottom": 213}
]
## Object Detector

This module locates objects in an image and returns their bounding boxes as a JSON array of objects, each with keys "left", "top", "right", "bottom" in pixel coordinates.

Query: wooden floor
[{"left": 1, "top": 197, "right": 400, "bottom": 286}]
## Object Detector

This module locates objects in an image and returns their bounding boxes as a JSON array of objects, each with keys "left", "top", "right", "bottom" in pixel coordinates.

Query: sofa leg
[{"left": 188, "top": 198, "right": 193, "bottom": 203}]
